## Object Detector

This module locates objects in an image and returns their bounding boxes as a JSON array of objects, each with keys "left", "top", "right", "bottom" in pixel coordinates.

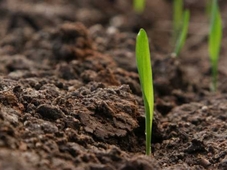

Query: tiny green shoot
[
  {"left": 208, "top": 0, "right": 222, "bottom": 91},
  {"left": 133, "top": 0, "right": 145, "bottom": 13},
  {"left": 206, "top": 0, "right": 212, "bottom": 16},
  {"left": 172, "top": 0, "right": 190, "bottom": 57},
  {"left": 173, "top": 0, "right": 183, "bottom": 42},
  {"left": 136, "top": 29, "right": 154, "bottom": 155},
  {"left": 173, "top": 10, "right": 190, "bottom": 57}
]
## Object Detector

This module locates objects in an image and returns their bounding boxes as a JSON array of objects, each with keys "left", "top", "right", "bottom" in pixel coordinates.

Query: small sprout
[
  {"left": 206, "top": 0, "right": 212, "bottom": 16},
  {"left": 173, "top": 10, "right": 190, "bottom": 57},
  {"left": 208, "top": 0, "right": 222, "bottom": 91},
  {"left": 136, "top": 29, "right": 154, "bottom": 155},
  {"left": 173, "top": 0, "right": 183, "bottom": 41},
  {"left": 133, "top": 0, "right": 145, "bottom": 13},
  {"left": 172, "top": 0, "right": 190, "bottom": 57}
]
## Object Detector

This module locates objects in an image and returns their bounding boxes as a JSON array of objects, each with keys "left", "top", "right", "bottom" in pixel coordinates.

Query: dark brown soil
[{"left": 0, "top": 0, "right": 227, "bottom": 169}]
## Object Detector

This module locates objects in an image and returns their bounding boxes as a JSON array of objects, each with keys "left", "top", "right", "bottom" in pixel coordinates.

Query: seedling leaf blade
[
  {"left": 174, "top": 9, "right": 190, "bottom": 57},
  {"left": 136, "top": 29, "right": 154, "bottom": 155},
  {"left": 173, "top": 0, "right": 183, "bottom": 41},
  {"left": 133, "top": 0, "right": 145, "bottom": 13},
  {"left": 208, "top": 0, "right": 222, "bottom": 91}
]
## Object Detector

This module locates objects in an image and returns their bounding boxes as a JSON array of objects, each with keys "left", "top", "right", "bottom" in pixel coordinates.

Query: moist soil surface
[{"left": 0, "top": 0, "right": 227, "bottom": 170}]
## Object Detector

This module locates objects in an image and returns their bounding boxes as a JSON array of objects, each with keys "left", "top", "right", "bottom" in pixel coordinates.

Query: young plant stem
[
  {"left": 174, "top": 10, "right": 190, "bottom": 57},
  {"left": 208, "top": 0, "right": 222, "bottom": 91},
  {"left": 206, "top": 0, "right": 212, "bottom": 16},
  {"left": 136, "top": 29, "right": 154, "bottom": 155},
  {"left": 133, "top": 0, "right": 145, "bottom": 13},
  {"left": 211, "top": 61, "right": 218, "bottom": 91},
  {"left": 173, "top": 0, "right": 183, "bottom": 42}
]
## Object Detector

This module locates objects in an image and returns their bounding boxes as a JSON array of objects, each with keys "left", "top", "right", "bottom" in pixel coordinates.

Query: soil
[{"left": 0, "top": 0, "right": 227, "bottom": 169}]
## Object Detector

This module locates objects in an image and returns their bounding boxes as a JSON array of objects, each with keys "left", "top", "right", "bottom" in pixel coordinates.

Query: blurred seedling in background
[
  {"left": 173, "top": 0, "right": 183, "bottom": 42},
  {"left": 208, "top": 0, "right": 222, "bottom": 91},
  {"left": 136, "top": 29, "right": 154, "bottom": 155},
  {"left": 172, "top": 0, "right": 190, "bottom": 57},
  {"left": 206, "top": 0, "right": 212, "bottom": 16},
  {"left": 133, "top": 0, "right": 145, "bottom": 13}
]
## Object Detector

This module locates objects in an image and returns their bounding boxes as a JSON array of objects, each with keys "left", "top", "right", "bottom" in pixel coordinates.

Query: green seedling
[
  {"left": 133, "top": 0, "right": 145, "bottom": 13},
  {"left": 136, "top": 29, "right": 154, "bottom": 155},
  {"left": 206, "top": 0, "right": 212, "bottom": 16},
  {"left": 208, "top": 0, "right": 222, "bottom": 91},
  {"left": 172, "top": 0, "right": 190, "bottom": 57},
  {"left": 173, "top": 10, "right": 190, "bottom": 57},
  {"left": 173, "top": 0, "right": 183, "bottom": 41}
]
